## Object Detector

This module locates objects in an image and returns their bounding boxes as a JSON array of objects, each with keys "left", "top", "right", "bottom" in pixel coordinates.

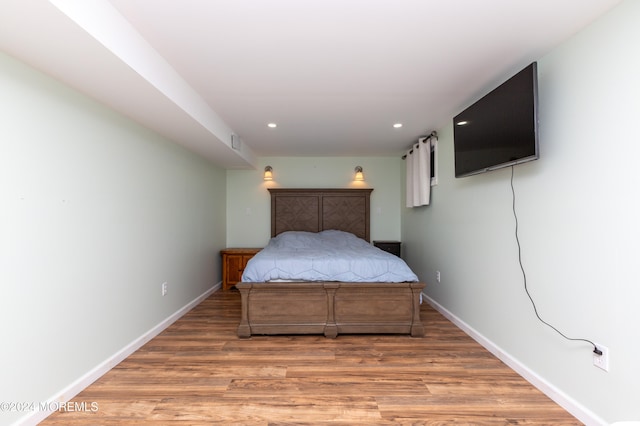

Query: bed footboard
[{"left": 236, "top": 282, "right": 425, "bottom": 338}]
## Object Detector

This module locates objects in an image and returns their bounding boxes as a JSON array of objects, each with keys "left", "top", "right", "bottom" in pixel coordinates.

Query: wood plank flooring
[{"left": 41, "top": 289, "right": 581, "bottom": 425}]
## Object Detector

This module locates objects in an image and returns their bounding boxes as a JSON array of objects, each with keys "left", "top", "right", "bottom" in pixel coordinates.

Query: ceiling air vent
[{"left": 231, "top": 134, "right": 241, "bottom": 150}]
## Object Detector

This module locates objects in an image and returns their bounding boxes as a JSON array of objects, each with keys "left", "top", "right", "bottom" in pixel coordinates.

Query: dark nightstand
[{"left": 373, "top": 240, "right": 401, "bottom": 257}]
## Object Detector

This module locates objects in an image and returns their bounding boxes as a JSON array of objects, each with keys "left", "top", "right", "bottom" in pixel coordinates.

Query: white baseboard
[
  {"left": 422, "top": 293, "right": 606, "bottom": 426},
  {"left": 16, "top": 283, "right": 221, "bottom": 426}
]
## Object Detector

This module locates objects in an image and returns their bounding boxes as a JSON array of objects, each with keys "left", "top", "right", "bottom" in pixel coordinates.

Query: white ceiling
[{"left": 0, "top": 0, "right": 622, "bottom": 169}]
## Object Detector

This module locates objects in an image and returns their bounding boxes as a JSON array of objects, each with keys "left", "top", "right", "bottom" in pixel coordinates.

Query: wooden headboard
[{"left": 269, "top": 188, "right": 373, "bottom": 242}]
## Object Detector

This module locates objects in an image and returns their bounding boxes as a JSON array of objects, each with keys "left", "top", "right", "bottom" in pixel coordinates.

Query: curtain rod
[{"left": 401, "top": 131, "right": 437, "bottom": 159}]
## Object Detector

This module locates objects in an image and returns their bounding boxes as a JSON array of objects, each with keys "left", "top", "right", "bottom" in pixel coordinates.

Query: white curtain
[{"left": 405, "top": 136, "right": 431, "bottom": 208}]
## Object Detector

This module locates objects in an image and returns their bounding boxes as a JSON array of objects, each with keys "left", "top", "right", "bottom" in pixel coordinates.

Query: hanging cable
[{"left": 510, "top": 166, "right": 601, "bottom": 355}]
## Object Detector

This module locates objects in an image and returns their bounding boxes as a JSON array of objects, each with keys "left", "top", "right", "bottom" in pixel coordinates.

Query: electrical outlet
[
  {"left": 161, "top": 282, "right": 168, "bottom": 296},
  {"left": 593, "top": 343, "right": 609, "bottom": 372},
  {"left": 436, "top": 270, "right": 441, "bottom": 283}
]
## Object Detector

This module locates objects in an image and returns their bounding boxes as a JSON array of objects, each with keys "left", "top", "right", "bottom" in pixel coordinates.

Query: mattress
[{"left": 241, "top": 230, "right": 419, "bottom": 283}]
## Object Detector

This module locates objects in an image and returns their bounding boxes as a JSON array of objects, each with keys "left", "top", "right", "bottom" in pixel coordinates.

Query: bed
[{"left": 236, "top": 188, "right": 425, "bottom": 338}]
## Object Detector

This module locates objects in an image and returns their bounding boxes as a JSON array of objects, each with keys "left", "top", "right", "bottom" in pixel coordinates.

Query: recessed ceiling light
[
  {"left": 393, "top": 123, "right": 403, "bottom": 128},
  {"left": 456, "top": 121, "right": 469, "bottom": 126},
  {"left": 267, "top": 123, "right": 277, "bottom": 128}
]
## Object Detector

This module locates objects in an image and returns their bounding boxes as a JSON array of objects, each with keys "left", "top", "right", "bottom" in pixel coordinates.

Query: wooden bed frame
[{"left": 236, "top": 188, "right": 425, "bottom": 338}]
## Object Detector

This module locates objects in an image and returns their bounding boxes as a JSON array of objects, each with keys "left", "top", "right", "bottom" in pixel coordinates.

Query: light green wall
[
  {"left": 0, "top": 52, "right": 227, "bottom": 425},
  {"left": 226, "top": 156, "right": 403, "bottom": 247},
  {"left": 402, "top": 1, "right": 640, "bottom": 423}
]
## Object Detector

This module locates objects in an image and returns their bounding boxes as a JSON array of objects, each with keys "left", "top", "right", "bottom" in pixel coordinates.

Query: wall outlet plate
[{"left": 593, "top": 343, "right": 609, "bottom": 372}]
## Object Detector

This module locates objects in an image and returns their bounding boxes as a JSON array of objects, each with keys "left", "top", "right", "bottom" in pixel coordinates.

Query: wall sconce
[
  {"left": 354, "top": 166, "right": 364, "bottom": 181},
  {"left": 263, "top": 165, "right": 273, "bottom": 181}
]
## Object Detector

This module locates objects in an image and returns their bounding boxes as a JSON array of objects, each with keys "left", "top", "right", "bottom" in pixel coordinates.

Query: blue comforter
[{"left": 241, "top": 230, "right": 419, "bottom": 283}]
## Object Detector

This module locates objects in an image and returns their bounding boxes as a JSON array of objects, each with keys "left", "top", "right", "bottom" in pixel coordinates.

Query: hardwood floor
[{"left": 42, "top": 290, "right": 581, "bottom": 425}]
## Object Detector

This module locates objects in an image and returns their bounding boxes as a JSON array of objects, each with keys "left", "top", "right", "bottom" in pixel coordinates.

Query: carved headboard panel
[{"left": 268, "top": 188, "right": 373, "bottom": 242}]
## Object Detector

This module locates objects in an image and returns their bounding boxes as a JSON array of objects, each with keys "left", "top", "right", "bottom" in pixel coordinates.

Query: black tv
[{"left": 453, "top": 62, "right": 539, "bottom": 178}]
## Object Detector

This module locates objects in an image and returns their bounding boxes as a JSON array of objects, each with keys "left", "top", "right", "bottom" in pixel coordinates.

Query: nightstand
[
  {"left": 373, "top": 240, "right": 401, "bottom": 257},
  {"left": 220, "top": 248, "right": 261, "bottom": 290}
]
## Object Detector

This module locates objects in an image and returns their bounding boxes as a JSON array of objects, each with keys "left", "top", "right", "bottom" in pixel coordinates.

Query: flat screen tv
[{"left": 453, "top": 62, "right": 539, "bottom": 178}]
